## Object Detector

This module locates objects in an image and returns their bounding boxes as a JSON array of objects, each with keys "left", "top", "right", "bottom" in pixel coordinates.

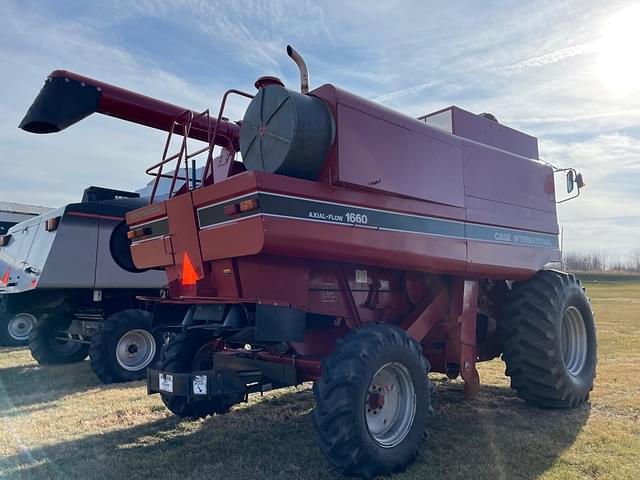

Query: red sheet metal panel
[
  {"left": 165, "top": 193, "right": 206, "bottom": 283},
  {"left": 191, "top": 171, "right": 260, "bottom": 210},
  {"left": 465, "top": 195, "right": 559, "bottom": 235},
  {"left": 126, "top": 201, "right": 167, "bottom": 227},
  {"left": 465, "top": 239, "right": 561, "bottom": 279},
  {"left": 199, "top": 217, "right": 265, "bottom": 261},
  {"left": 336, "top": 102, "right": 465, "bottom": 207},
  {"left": 462, "top": 142, "right": 556, "bottom": 214},
  {"left": 254, "top": 171, "right": 466, "bottom": 222},
  {"left": 130, "top": 237, "right": 173, "bottom": 269},
  {"left": 237, "top": 256, "right": 310, "bottom": 308},
  {"left": 260, "top": 216, "right": 468, "bottom": 275},
  {"left": 332, "top": 103, "right": 465, "bottom": 207}
]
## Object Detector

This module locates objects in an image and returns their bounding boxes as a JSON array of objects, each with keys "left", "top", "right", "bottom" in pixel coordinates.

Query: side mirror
[
  {"left": 566, "top": 170, "right": 575, "bottom": 193},
  {"left": 555, "top": 168, "right": 584, "bottom": 204}
]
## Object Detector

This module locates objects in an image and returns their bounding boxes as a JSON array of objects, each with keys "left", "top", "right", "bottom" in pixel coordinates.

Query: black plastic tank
[{"left": 239, "top": 85, "right": 334, "bottom": 180}]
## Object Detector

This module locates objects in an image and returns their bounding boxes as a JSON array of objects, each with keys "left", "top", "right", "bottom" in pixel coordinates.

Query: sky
[{"left": 0, "top": 0, "right": 638, "bottom": 258}]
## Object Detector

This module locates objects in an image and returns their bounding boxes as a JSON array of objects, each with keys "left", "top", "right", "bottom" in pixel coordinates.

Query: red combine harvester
[{"left": 22, "top": 46, "right": 595, "bottom": 478}]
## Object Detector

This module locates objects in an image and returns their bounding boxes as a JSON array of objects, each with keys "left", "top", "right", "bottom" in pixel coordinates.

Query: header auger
[{"left": 21, "top": 45, "right": 595, "bottom": 478}]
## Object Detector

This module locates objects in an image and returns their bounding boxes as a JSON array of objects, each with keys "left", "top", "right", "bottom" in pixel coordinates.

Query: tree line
[{"left": 563, "top": 249, "right": 640, "bottom": 272}]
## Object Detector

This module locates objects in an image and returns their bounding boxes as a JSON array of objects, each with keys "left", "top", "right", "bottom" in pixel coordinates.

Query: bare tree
[
  {"left": 629, "top": 249, "right": 640, "bottom": 273},
  {"left": 564, "top": 250, "right": 607, "bottom": 272},
  {"left": 564, "top": 249, "right": 640, "bottom": 272}
]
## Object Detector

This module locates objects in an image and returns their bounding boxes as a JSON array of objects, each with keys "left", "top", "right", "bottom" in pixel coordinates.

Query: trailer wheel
[
  {"left": 29, "top": 313, "right": 89, "bottom": 364},
  {"left": 501, "top": 270, "right": 597, "bottom": 408},
  {"left": 89, "top": 309, "right": 159, "bottom": 384},
  {"left": 158, "top": 334, "right": 243, "bottom": 418},
  {"left": 0, "top": 312, "right": 37, "bottom": 347},
  {"left": 312, "top": 324, "right": 431, "bottom": 479}
]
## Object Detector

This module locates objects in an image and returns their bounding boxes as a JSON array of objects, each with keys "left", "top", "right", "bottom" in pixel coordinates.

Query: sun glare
[{"left": 598, "top": 5, "right": 640, "bottom": 95}]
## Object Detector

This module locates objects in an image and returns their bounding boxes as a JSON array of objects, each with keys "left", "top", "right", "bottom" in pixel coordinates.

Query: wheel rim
[
  {"left": 561, "top": 306, "right": 588, "bottom": 376},
  {"left": 365, "top": 362, "right": 416, "bottom": 448},
  {"left": 116, "top": 329, "right": 156, "bottom": 371},
  {"left": 7, "top": 313, "right": 36, "bottom": 341}
]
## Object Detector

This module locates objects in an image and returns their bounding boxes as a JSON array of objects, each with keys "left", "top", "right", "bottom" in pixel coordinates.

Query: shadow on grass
[
  {"left": 0, "top": 380, "right": 590, "bottom": 480},
  {"left": 0, "top": 358, "right": 140, "bottom": 415}
]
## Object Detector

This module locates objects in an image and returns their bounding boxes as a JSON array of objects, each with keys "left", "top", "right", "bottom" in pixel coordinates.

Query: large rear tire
[
  {"left": 158, "top": 334, "right": 243, "bottom": 418},
  {"left": 501, "top": 270, "right": 597, "bottom": 408},
  {"left": 29, "top": 313, "right": 89, "bottom": 364},
  {"left": 89, "top": 309, "right": 159, "bottom": 384},
  {"left": 0, "top": 312, "right": 37, "bottom": 347},
  {"left": 312, "top": 324, "right": 431, "bottom": 479}
]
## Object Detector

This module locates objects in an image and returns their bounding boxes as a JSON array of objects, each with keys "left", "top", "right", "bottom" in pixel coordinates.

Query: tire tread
[
  {"left": 312, "top": 324, "right": 430, "bottom": 478},
  {"left": 500, "top": 270, "right": 596, "bottom": 408}
]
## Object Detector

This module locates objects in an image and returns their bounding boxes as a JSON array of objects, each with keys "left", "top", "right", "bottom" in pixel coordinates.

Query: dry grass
[{"left": 1, "top": 281, "right": 639, "bottom": 479}]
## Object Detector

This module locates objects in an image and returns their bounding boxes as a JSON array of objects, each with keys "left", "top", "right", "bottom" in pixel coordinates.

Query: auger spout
[{"left": 19, "top": 70, "right": 240, "bottom": 150}]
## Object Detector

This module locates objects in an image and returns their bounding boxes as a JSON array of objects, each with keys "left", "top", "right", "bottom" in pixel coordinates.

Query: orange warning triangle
[
  {"left": 181, "top": 252, "right": 201, "bottom": 286},
  {"left": 1, "top": 270, "right": 9, "bottom": 286}
]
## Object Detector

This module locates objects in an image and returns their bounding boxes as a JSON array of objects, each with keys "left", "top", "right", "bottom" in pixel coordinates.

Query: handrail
[
  {"left": 146, "top": 89, "right": 253, "bottom": 203},
  {"left": 147, "top": 109, "right": 211, "bottom": 202},
  {"left": 202, "top": 89, "right": 254, "bottom": 184}
]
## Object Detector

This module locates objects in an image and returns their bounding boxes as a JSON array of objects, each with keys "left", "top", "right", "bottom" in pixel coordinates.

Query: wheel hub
[
  {"left": 367, "top": 391, "right": 386, "bottom": 411},
  {"left": 365, "top": 362, "right": 417, "bottom": 448},
  {"left": 561, "top": 306, "right": 588, "bottom": 377},
  {"left": 116, "top": 329, "right": 156, "bottom": 372},
  {"left": 7, "top": 313, "right": 36, "bottom": 341}
]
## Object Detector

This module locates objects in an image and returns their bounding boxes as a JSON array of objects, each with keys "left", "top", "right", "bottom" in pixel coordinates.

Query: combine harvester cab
[
  {"left": 23, "top": 47, "right": 595, "bottom": 478},
  {"left": 0, "top": 186, "right": 167, "bottom": 384}
]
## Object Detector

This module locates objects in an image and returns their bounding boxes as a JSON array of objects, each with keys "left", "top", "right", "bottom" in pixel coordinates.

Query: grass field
[{"left": 1, "top": 281, "right": 639, "bottom": 479}]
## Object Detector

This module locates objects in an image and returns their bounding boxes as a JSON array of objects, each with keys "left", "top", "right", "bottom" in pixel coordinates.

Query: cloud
[
  {"left": 547, "top": 134, "right": 640, "bottom": 255},
  {"left": 99, "top": 0, "right": 336, "bottom": 74},
  {"left": 501, "top": 42, "right": 599, "bottom": 72},
  {"left": 374, "top": 81, "right": 442, "bottom": 104},
  {"left": 0, "top": 0, "right": 638, "bottom": 258},
  {"left": 0, "top": 0, "right": 233, "bottom": 206}
]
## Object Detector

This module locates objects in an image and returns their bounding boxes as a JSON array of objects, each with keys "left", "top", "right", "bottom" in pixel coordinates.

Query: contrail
[
  {"left": 374, "top": 81, "right": 441, "bottom": 103},
  {"left": 502, "top": 41, "right": 599, "bottom": 71}
]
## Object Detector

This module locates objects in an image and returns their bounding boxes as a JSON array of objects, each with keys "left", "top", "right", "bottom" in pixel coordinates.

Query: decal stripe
[
  {"left": 196, "top": 192, "right": 559, "bottom": 249},
  {"left": 66, "top": 212, "right": 124, "bottom": 222}
]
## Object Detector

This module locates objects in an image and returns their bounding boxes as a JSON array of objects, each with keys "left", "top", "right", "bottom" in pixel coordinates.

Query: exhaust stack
[
  {"left": 19, "top": 70, "right": 240, "bottom": 149},
  {"left": 286, "top": 45, "right": 309, "bottom": 94}
]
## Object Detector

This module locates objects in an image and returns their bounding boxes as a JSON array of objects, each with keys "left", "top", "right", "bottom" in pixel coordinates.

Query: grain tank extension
[{"left": 22, "top": 46, "right": 595, "bottom": 478}]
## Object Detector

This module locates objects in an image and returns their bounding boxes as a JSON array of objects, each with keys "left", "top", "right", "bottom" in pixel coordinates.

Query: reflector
[
  {"left": 223, "top": 204, "right": 239, "bottom": 216},
  {"left": 1, "top": 270, "right": 9, "bottom": 286},
  {"left": 181, "top": 252, "right": 201, "bottom": 285},
  {"left": 45, "top": 216, "right": 61, "bottom": 232},
  {"left": 239, "top": 198, "right": 259, "bottom": 212},
  {"left": 127, "top": 227, "right": 151, "bottom": 240}
]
